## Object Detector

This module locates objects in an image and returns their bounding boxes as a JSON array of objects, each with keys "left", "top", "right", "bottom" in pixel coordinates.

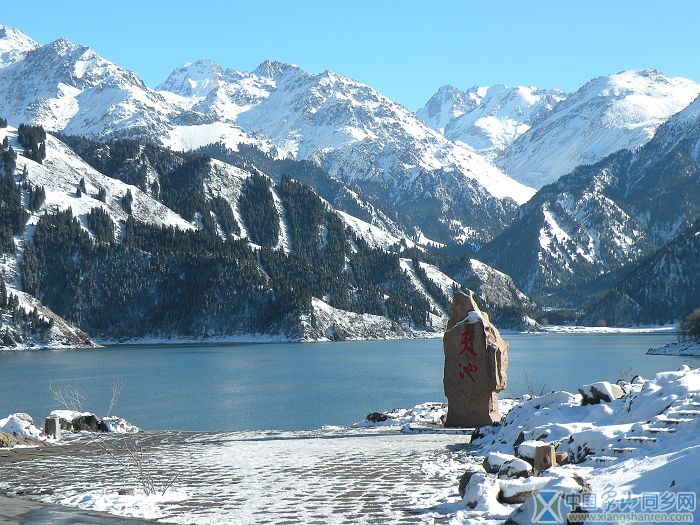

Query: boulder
[
  {"left": 72, "top": 414, "right": 100, "bottom": 432},
  {"left": 463, "top": 471, "right": 501, "bottom": 509},
  {"left": 458, "top": 470, "right": 476, "bottom": 498},
  {"left": 0, "top": 432, "right": 21, "bottom": 448},
  {"left": 12, "top": 413, "right": 33, "bottom": 425},
  {"left": 516, "top": 440, "right": 550, "bottom": 461},
  {"left": 366, "top": 412, "right": 389, "bottom": 423},
  {"left": 498, "top": 477, "right": 549, "bottom": 504},
  {"left": 534, "top": 444, "right": 557, "bottom": 472},
  {"left": 498, "top": 458, "right": 533, "bottom": 479},
  {"left": 443, "top": 292, "right": 508, "bottom": 427},
  {"left": 483, "top": 452, "right": 518, "bottom": 474},
  {"left": 578, "top": 381, "right": 624, "bottom": 405}
]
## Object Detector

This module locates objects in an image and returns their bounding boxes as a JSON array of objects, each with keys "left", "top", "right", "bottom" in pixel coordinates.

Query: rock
[
  {"left": 463, "top": 471, "right": 501, "bottom": 509},
  {"left": 98, "top": 416, "right": 140, "bottom": 433},
  {"left": 0, "top": 431, "right": 44, "bottom": 448},
  {"left": 72, "top": 414, "right": 100, "bottom": 432},
  {"left": 483, "top": 452, "right": 517, "bottom": 474},
  {"left": 44, "top": 416, "right": 61, "bottom": 439},
  {"left": 366, "top": 412, "right": 389, "bottom": 423},
  {"left": 516, "top": 440, "right": 550, "bottom": 461},
  {"left": 498, "top": 477, "right": 549, "bottom": 504},
  {"left": 578, "top": 381, "right": 624, "bottom": 405},
  {"left": 443, "top": 292, "right": 508, "bottom": 427},
  {"left": 458, "top": 470, "right": 476, "bottom": 498},
  {"left": 498, "top": 458, "right": 533, "bottom": 479},
  {"left": 0, "top": 432, "right": 21, "bottom": 448},
  {"left": 118, "top": 488, "right": 135, "bottom": 496},
  {"left": 555, "top": 451, "right": 570, "bottom": 465}
]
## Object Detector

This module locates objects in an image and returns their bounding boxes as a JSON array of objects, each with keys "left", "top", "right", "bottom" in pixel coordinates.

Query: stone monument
[{"left": 443, "top": 291, "right": 508, "bottom": 427}]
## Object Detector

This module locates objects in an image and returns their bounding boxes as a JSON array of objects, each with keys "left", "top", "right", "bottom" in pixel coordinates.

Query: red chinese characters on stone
[
  {"left": 457, "top": 362, "right": 477, "bottom": 382},
  {"left": 458, "top": 330, "right": 477, "bottom": 356},
  {"left": 457, "top": 328, "right": 478, "bottom": 382}
]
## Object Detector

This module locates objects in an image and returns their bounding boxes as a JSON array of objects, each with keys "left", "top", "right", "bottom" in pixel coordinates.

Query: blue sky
[{"left": 3, "top": 1, "right": 699, "bottom": 110}]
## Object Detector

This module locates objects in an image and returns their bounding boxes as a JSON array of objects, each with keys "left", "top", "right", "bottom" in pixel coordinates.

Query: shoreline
[{"left": 1, "top": 325, "right": 677, "bottom": 351}]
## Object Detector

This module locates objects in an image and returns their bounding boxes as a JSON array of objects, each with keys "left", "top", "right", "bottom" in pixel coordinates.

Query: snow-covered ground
[
  {"left": 423, "top": 366, "right": 700, "bottom": 523},
  {"left": 648, "top": 340, "right": 700, "bottom": 356},
  {"left": 4, "top": 366, "right": 700, "bottom": 523}
]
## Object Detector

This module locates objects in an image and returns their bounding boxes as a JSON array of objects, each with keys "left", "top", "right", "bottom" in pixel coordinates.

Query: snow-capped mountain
[
  {"left": 415, "top": 85, "right": 482, "bottom": 134},
  {"left": 478, "top": 155, "right": 653, "bottom": 296},
  {"left": 157, "top": 59, "right": 535, "bottom": 244},
  {"left": 0, "top": 24, "right": 37, "bottom": 68},
  {"left": 480, "top": 89, "right": 700, "bottom": 301},
  {"left": 417, "top": 84, "right": 566, "bottom": 157},
  {"left": 0, "top": 37, "right": 179, "bottom": 140},
  {"left": 0, "top": 23, "right": 535, "bottom": 246},
  {"left": 497, "top": 69, "right": 700, "bottom": 188}
]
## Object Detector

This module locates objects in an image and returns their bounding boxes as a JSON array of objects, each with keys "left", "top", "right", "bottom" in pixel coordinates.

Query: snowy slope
[
  {"left": 415, "top": 85, "right": 481, "bottom": 134},
  {"left": 0, "top": 24, "right": 38, "bottom": 68},
  {"left": 479, "top": 156, "right": 652, "bottom": 295},
  {"left": 0, "top": 38, "right": 180, "bottom": 141},
  {"left": 0, "top": 24, "right": 534, "bottom": 246},
  {"left": 418, "top": 84, "right": 566, "bottom": 157},
  {"left": 157, "top": 60, "right": 535, "bottom": 244},
  {"left": 399, "top": 258, "right": 449, "bottom": 323},
  {"left": 455, "top": 366, "right": 700, "bottom": 524},
  {"left": 497, "top": 69, "right": 700, "bottom": 188}
]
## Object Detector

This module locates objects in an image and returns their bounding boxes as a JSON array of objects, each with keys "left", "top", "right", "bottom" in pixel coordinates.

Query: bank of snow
[
  {"left": 416, "top": 365, "right": 700, "bottom": 524},
  {"left": 648, "top": 340, "right": 700, "bottom": 356}
]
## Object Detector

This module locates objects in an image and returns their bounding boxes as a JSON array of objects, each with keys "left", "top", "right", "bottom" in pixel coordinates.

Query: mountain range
[{"left": 0, "top": 22, "right": 699, "bottom": 347}]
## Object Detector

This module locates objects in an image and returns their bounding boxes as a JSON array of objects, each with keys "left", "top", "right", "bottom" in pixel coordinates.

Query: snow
[
  {"left": 335, "top": 210, "right": 405, "bottom": 250},
  {"left": 498, "top": 69, "right": 700, "bottom": 188},
  {"left": 305, "top": 297, "right": 439, "bottom": 341},
  {"left": 0, "top": 413, "right": 46, "bottom": 441},
  {"left": 648, "top": 340, "right": 700, "bottom": 356},
  {"left": 418, "top": 84, "right": 567, "bottom": 158},
  {"left": 49, "top": 410, "right": 94, "bottom": 421},
  {"left": 542, "top": 325, "right": 675, "bottom": 334},
  {"left": 425, "top": 365, "right": 700, "bottom": 523},
  {"left": 0, "top": 24, "right": 38, "bottom": 68},
  {"left": 60, "top": 489, "right": 187, "bottom": 520}
]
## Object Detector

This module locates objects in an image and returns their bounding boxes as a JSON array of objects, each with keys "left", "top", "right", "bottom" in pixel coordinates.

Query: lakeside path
[
  {"left": 0, "top": 495, "right": 153, "bottom": 524},
  {"left": 0, "top": 428, "right": 473, "bottom": 524}
]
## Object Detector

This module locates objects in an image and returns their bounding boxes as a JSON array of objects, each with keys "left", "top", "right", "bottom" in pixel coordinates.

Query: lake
[{"left": 0, "top": 332, "right": 694, "bottom": 431}]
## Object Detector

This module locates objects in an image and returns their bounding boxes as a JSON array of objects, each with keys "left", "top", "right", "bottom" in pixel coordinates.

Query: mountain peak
[
  {"left": 157, "top": 59, "right": 230, "bottom": 98},
  {"left": 252, "top": 59, "right": 304, "bottom": 79},
  {"left": 0, "top": 23, "right": 38, "bottom": 68}
]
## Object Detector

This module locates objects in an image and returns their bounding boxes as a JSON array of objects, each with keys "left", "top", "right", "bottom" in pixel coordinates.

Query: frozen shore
[{"left": 647, "top": 340, "right": 700, "bottom": 356}]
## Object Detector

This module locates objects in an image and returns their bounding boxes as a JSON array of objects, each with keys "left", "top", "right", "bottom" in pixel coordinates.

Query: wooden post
[{"left": 534, "top": 444, "right": 557, "bottom": 472}]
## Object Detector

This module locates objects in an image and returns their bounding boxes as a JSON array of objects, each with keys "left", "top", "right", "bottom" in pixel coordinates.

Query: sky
[{"left": 2, "top": 1, "right": 700, "bottom": 110}]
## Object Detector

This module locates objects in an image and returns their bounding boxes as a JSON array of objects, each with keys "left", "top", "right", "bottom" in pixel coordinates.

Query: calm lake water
[{"left": 0, "top": 333, "right": 694, "bottom": 431}]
